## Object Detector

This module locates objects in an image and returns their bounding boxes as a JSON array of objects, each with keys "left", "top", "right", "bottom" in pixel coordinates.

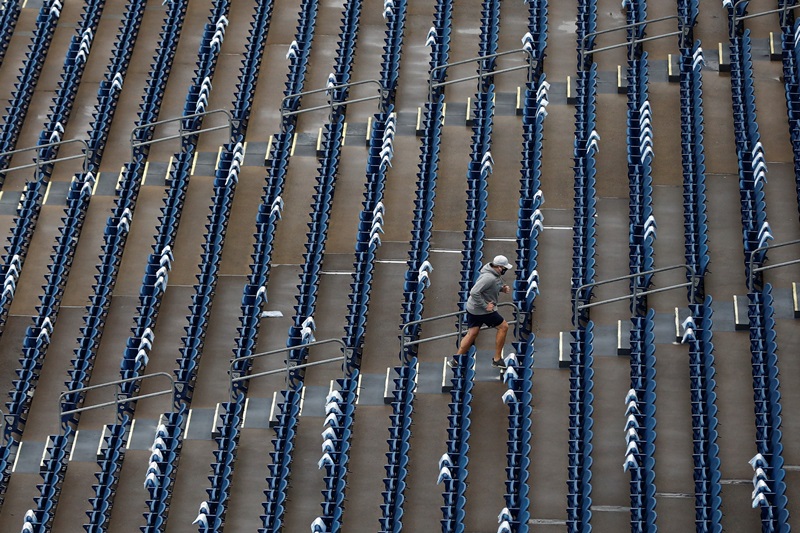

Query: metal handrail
[
  {"left": 747, "top": 238, "right": 800, "bottom": 290},
  {"left": 428, "top": 48, "right": 535, "bottom": 102},
  {"left": 572, "top": 264, "right": 697, "bottom": 325},
  {"left": 228, "top": 337, "right": 351, "bottom": 402},
  {"left": 577, "top": 15, "right": 689, "bottom": 70},
  {"left": 728, "top": 0, "right": 800, "bottom": 35},
  {"left": 129, "top": 109, "right": 237, "bottom": 157},
  {"left": 0, "top": 138, "right": 91, "bottom": 174},
  {"left": 58, "top": 372, "right": 177, "bottom": 431},
  {"left": 400, "top": 301, "right": 520, "bottom": 352},
  {"left": 280, "top": 79, "right": 388, "bottom": 122},
  {"left": 579, "top": 14, "right": 684, "bottom": 52}
]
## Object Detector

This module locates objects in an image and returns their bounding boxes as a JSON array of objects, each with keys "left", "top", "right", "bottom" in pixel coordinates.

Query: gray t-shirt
[{"left": 466, "top": 263, "right": 504, "bottom": 315}]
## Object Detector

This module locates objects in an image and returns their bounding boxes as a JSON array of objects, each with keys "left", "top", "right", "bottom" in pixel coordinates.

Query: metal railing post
[
  {"left": 57, "top": 372, "right": 178, "bottom": 432},
  {"left": 228, "top": 337, "right": 351, "bottom": 402}
]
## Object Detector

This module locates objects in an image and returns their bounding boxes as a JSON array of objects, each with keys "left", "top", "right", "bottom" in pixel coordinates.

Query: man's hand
[
  {"left": 501, "top": 285, "right": 510, "bottom": 294},
  {"left": 486, "top": 302, "right": 495, "bottom": 312}
]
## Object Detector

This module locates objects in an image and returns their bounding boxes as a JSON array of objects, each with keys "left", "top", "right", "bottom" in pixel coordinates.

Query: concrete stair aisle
[
  {"left": 279, "top": 410, "right": 330, "bottom": 533},
  {"left": 50, "top": 461, "right": 98, "bottom": 533},
  {"left": 462, "top": 368, "right": 519, "bottom": 532},
  {"left": 106, "top": 448, "right": 153, "bottom": 533},
  {"left": 216, "top": 426, "right": 273, "bottom": 532},
  {"left": 710, "top": 327, "right": 762, "bottom": 533},
  {"left": 163, "top": 438, "right": 218, "bottom": 533},
  {"left": 400, "top": 392, "right": 453, "bottom": 532},
  {"left": 650, "top": 341, "right": 699, "bottom": 532}
]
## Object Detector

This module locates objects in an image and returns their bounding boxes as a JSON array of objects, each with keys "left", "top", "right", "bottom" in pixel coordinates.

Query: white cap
[{"left": 491, "top": 255, "right": 511, "bottom": 269}]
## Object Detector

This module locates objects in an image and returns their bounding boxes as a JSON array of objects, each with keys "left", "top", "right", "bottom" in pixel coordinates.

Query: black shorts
[{"left": 465, "top": 310, "right": 504, "bottom": 329}]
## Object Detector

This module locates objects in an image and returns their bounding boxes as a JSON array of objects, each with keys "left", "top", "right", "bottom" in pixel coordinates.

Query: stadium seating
[
  {"left": 380, "top": 1, "right": 450, "bottom": 531},
  {"left": 0, "top": 0, "right": 798, "bottom": 531},
  {"left": 0, "top": 0, "right": 65, "bottom": 182}
]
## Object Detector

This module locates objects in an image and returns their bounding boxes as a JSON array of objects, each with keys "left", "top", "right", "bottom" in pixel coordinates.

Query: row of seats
[
  {"left": 682, "top": 298, "right": 723, "bottom": 532},
  {"left": 0, "top": 0, "right": 65, "bottom": 181},
  {"left": 344, "top": 111, "right": 394, "bottom": 372},
  {"left": 778, "top": 17, "right": 800, "bottom": 219},
  {"left": 675, "top": 3, "right": 721, "bottom": 527},
  {"left": 281, "top": 0, "right": 320, "bottom": 115},
  {"left": 679, "top": 42, "right": 710, "bottom": 301},
  {"left": 475, "top": 0, "right": 500, "bottom": 94},
  {"left": 142, "top": 413, "right": 184, "bottom": 532},
  {"left": 567, "top": 322, "right": 596, "bottom": 532},
  {"left": 315, "top": 377, "right": 358, "bottom": 531},
  {"left": 457, "top": 89, "right": 494, "bottom": 310},
  {"left": 570, "top": 66, "right": 599, "bottom": 322},
  {"left": 0, "top": 0, "right": 21, "bottom": 69},
  {"left": 624, "top": 55, "right": 656, "bottom": 315},
  {"left": 567, "top": 1, "right": 599, "bottom": 529},
  {"left": 746, "top": 285, "right": 791, "bottom": 531},
  {"left": 381, "top": 0, "right": 453, "bottom": 530},
  {"left": 440, "top": 355, "right": 475, "bottom": 533},
  {"left": 86, "top": 1, "right": 148, "bottom": 170},
  {"left": 0, "top": 176, "right": 47, "bottom": 437},
  {"left": 621, "top": 6, "right": 660, "bottom": 527},
  {"left": 379, "top": 0, "right": 406, "bottom": 108},
  {"left": 427, "top": 0, "right": 454, "bottom": 87},
  {"left": 625, "top": 310, "right": 658, "bottom": 530},
  {"left": 206, "top": 0, "right": 313, "bottom": 529},
  {"left": 328, "top": 0, "right": 361, "bottom": 104},
  {"left": 261, "top": 389, "right": 300, "bottom": 532},
  {"left": 727, "top": 28, "right": 771, "bottom": 289},
  {"left": 26, "top": 430, "right": 71, "bottom": 531},
  {"left": 87, "top": 419, "right": 129, "bottom": 532},
  {"left": 282, "top": 124, "right": 344, "bottom": 373},
  {"left": 230, "top": 0, "right": 275, "bottom": 138},
  {"left": 182, "top": 10, "right": 229, "bottom": 123}
]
